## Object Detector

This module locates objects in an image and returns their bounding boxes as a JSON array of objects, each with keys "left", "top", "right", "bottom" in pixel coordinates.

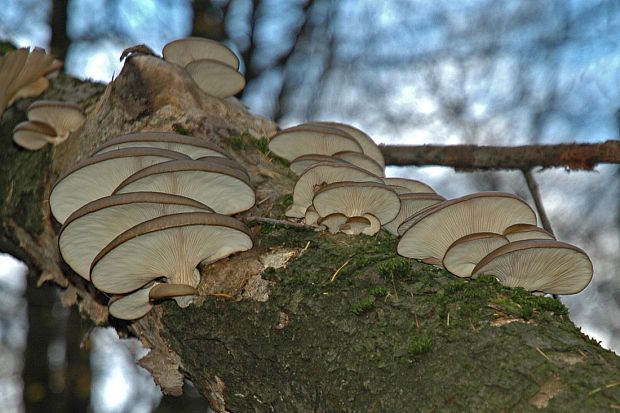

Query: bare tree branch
[
  {"left": 522, "top": 169, "right": 554, "bottom": 235},
  {"left": 380, "top": 140, "right": 620, "bottom": 170}
]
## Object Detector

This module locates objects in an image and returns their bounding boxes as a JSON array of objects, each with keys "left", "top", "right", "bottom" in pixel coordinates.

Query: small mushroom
[
  {"left": 27, "top": 100, "right": 85, "bottom": 143},
  {"left": 94, "top": 131, "right": 230, "bottom": 159},
  {"left": 304, "top": 205, "right": 320, "bottom": 225},
  {"left": 162, "top": 37, "right": 240, "bottom": 69},
  {"left": 91, "top": 212, "right": 253, "bottom": 294},
  {"left": 340, "top": 214, "right": 381, "bottom": 236},
  {"left": 108, "top": 282, "right": 199, "bottom": 320},
  {"left": 49, "top": 147, "right": 189, "bottom": 224},
  {"left": 503, "top": 223, "right": 555, "bottom": 242},
  {"left": 12, "top": 120, "right": 56, "bottom": 150},
  {"left": 289, "top": 154, "right": 341, "bottom": 176},
  {"left": 442, "top": 232, "right": 510, "bottom": 277},
  {"left": 333, "top": 151, "right": 385, "bottom": 177},
  {"left": 317, "top": 213, "right": 348, "bottom": 234},
  {"left": 383, "top": 193, "right": 445, "bottom": 236},
  {"left": 397, "top": 192, "right": 537, "bottom": 263},
  {"left": 381, "top": 177, "right": 436, "bottom": 194},
  {"left": 471, "top": 239, "right": 593, "bottom": 294},
  {"left": 185, "top": 58, "right": 245, "bottom": 98}
]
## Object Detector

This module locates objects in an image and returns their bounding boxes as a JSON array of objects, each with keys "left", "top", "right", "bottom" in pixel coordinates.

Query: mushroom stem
[{"left": 522, "top": 169, "right": 554, "bottom": 236}]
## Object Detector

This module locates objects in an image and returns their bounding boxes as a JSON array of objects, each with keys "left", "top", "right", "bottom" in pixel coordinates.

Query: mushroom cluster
[
  {"left": 50, "top": 131, "right": 255, "bottom": 320},
  {"left": 162, "top": 37, "right": 245, "bottom": 98},
  {"left": 13, "top": 100, "right": 85, "bottom": 150},
  {"left": 0, "top": 47, "right": 63, "bottom": 118},
  {"left": 268, "top": 121, "right": 443, "bottom": 235}
]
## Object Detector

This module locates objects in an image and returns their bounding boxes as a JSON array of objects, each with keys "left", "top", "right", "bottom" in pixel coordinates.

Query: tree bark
[
  {"left": 50, "top": 0, "right": 70, "bottom": 61},
  {"left": 1, "top": 54, "right": 619, "bottom": 412}
]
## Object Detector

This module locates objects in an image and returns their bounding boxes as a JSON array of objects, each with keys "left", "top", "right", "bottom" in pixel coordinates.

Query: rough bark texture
[
  {"left": 381, "top": 141, "right": 620, "bottom": 171},
  {"left": 1, "top": 53, "right": 619, "bottom": 412}
]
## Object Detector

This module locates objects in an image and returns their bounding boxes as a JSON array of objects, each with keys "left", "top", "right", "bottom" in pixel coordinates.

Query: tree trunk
[
  {"left": 1, "top": 52, "right": 619, "bottom": 412},
  {"left": 50, "top": 0, "right": 70, "bottom": 61}
]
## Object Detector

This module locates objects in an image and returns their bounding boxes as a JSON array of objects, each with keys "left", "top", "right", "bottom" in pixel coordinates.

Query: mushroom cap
[
  {"left": 91, "top": 212, "right": 253, "bottom": 294},
  {"left": 196, "top": 155, "right": 250, "bottom": 179},
  {"left": 442, "top": 232, "right": 510, "bottom": 277},
  {"left": 185, "top": 58, "right": 245, "bottom": 98},
  {"left": 503, "top": 224, "right": 555, "bottom": 242},
  {"left": 471, "top": 240, "right": 593, "bottom": 295},
  {"left": 94, "top": 131, "right": 230, "bottom": 159},
  {"left": 289, "top": 154, "right": 341, "bottom": 176},
  {"left": 12, "top": 120, "right": 56, "bottom": 150},
  {"left": 286, "top": 162, "right": 382, "bottom": 218},
  {"left": 307, "top": 121, "right": 385, "bottom": 168},
  {"left": 304, "top": 205, "right": 320, "bottom": 226},
  {"left": 341, "top": 214, "right": 381, "bottom": 236},
  {"left": 397, "top": 202, "right": 445, "bottom": 236},
  {"left": 381, "top": 177, "right": 436, "bottom": 194},
  {"left": 162, "top": 37, "right": 240, "bottom": 69},
  {"left": 113, "top": 159, "right": 255, "bottom": 215},
  {"left": 318, "top": 213, "right": 348, "bottom": 234},
  {"left": 49, "top": 147, "right": 189, "bottom": 224},
  {"left": 9, "top": 77, "right": 50, "bottom": 106},
  {"left": 397, "top": 192, "right": 537, "bottom": 262},
  {"left": 108, "top": 285, "right": 154, "bottom": 320},
  {"left": 333, "top": 151, "right": 385, "bottom": 177},
  {"left": 27, "top": 100, "right": 85, "bottom": 137},
  {"left": 312, "top": 181, "right": 400, "bottom": 224},
  {"left": 59, "top": 192, "right": 211, "bottom": 280},
  {"left": 149, "top": 283, "right": 199, "bottom": 301},
  {"left": 269, "top": 125, "right": 364, "bottom": 162},
  {"left": 383, "top": 193, "right": 445, "bottom": 236}
]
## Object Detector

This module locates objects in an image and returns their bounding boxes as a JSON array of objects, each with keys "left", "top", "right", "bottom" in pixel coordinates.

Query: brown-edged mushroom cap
[
  {"left": 108, "top": 285, "right": 155, "bottom": 320},
  {"left": 49, "top": 147, "right": 189, "bottom": 224},
  {"left": 442, "top": 232, "right": 509, "bottom": 277},
  {"left": 289, "top": 154, "right": 341, "bottom": 176},
  {"left": 113, "top": 159, "right": 255, "bottom": 215},
  {"left": 503, "top": 223, "right": 555, "bottom": 242},
  {"left": 185, "top": 58, "right": 245, "bottom": 98},
  {"left": 312, "top": 181, "right": 400, "bottom": 225},
  {"left": 94, "top": 131, "right": 230, "bottom": 159},
  {"left": 333, "top": 151, "right": 384, "bottom": 177},
  {"left": 397, "top": 192, "right": 537, "bottom": 262},
  {"left": 286, "top": 162, "right": 382, "bottom": 218},
  {"left": 341, "top": 214, "right": 381, "bottom": 236},
  {"left": 397, "top": 203, "right": 445, "bottom": 236},
  {"left": 269, "top": 125, "right": 364, "bottom": 162},
  {"left": 59, "top": 192, "right": 211, "bottom": 280},
  {"left": 27, "top": 100, "right": 85, "bottom": 141},
  {"left": 383, "top": 193, "right": 445, "bottom": 236},
  {"left": 12, "top": 120, "right": 56, "bottom": 150},
  {"left": 162, "top": 37, "right": 240, "bottom": 69},
  {"left": 471, "top": 240, "right": 593, "bottom": 294},
  {"left": 318, "top": 213, "right": 348, "bottom": 234},
  {"left": 307, "top": 121, "right": 385, "bottom": 168},
  {"left": 91, "top": 212, "right": 252, "bottom": 294},
  {"left": 381, "top": 177, "right": 436, "bottom": 194}
]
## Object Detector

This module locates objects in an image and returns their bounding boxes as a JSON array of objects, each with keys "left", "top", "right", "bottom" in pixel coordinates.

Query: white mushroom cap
[
  {"left": 185, "top": 58, "right": 245, "bottom": 98},
  {"left": 289, "top": 154, "right": 341, "bottom": 176},
  {"left": 383, "top": 193, "right": 445, "bottom": 236},
  {"left": 381, "top": 177, "right": 436, "bottom": 194},
  {"left": 442, "top": 232, "right": 509, "bottom": 277},
  {"left": 503, "top": 224, "right": 555, "bottom": 242},
  {"left": 27, "top": 100, "right": 85, "bottom": 141},
  {"left": 59, "top": 192, "right": 212, "bottom": 280},
  {"left": 333, "top": 151, "right": 385, "bottom": 177},
  {"left": 94, "top": 131, "right": 230, "bottom": 159},
  {"left": 50, "top": 147, "right": 189, "bottom": 224},
  {"left": 397, "top": 192, "right": 537, "bottom": 262},
  {"left": 304, "top": 205, "right": 320, "bottom": 226},
  {"left": 318, "top": 213, "right": 348, "bottom": 234},
  {"left": 108, "top": 282, "right": 199, "bottom": 320},
  {"left": 397, "top": 203, "right": 445, "bottom": 236},
  {"left": 286, "top": 162, "right": 382, "bottom": 218},
  {"left": 307, "top": 121, "right": 385, "bottom": 168},
  {"left": 269, "top": 125, "right": 364, "bottom": 162},
  {"left": 341, "top": 214, "right": 381, "bottom": 236},
  {"left": 312, "top": 181, "right": 400, "bottom": 225},
  {"left": 472, "top": 240, "right": 593, "bottom": 295},
  {"left": 162, "top": 37, "right": 240, "bottom": 69},
  {"left": 91, "top": 212, "right": 253, "bottom": 294},
  {"left": 12, "top": 120, "right": 56, "bottom": 150},
  {"left": 113, "top": 159, "right": 255, "bottom": 215}
]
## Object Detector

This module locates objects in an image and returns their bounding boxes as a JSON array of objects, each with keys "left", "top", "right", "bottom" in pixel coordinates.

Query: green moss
[
  {"left": 172, "top": 123, "right": 190, "bottom": 135},
  {"left": 377, "top": 257, "right": 414, "bottom": 280},
  {"left": 369, "top": 286, "right": 388, "bottom": 298},
  {"left": 255, "top": 136, "right": 270, "bottom": 154},
  {"left": 351, "top": 297, "right": 375, "bottom": 315},
  {"left": 0, "top": 42, "right": 16, "bottom": 54},
  {"left": 407, "top": 334, "right": 432, "bottom": 356}
]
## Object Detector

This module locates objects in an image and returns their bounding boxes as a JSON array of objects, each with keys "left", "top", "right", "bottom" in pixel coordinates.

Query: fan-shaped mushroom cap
[
  {"left": 289, "top": 154, "right": 341, "bottom": 176},
  {"left": 318, "top": 213, "right": 348, "bottom": 234},
  {"left": 108, "top": 285, "right": 155, "bottom": 320},
  {"left": 196, "top": 155, "right": 250, "bottom": 178},
  {"left": 341, "top": 214, "right": 381, "bottom": 236},
  {"left": 503, "top": 224, "right": 555, "bottom": 242},
  {"left": 397, "top": 192, "right": 537, "bottom": 262},
  {"left": 442, "top": 232, "right": 509, "bottom": 277},
  {"left": 162, "top": 37, "right": 240, "bottom": 69},
  {"left": 397, "top": 203, "right": 445, "bottom": 236},
  {"left": 94, "top": 131, "right": 230, "bottom": 159},
  {"left": 381, "top": 177, "right": 435, "bottom": 194},
  {"left": 333, "top": 151, "right": 384, "bottom": 177},
  {"left": 307, "top": 121, "right": 385, "bottom": 168},
  {"left": 312, "top": 181, "right": 400, "bottom": 225},
  {"left": 113, "top": 159, "right": 255, "bottom": 215},
  {"left": 286, "top": 162, "right": 382, "bottom": 218},
  {"left": 269, "top": 125, "right": 363, "bottom": 162},
  {"left": 27, "top": 100, "right": 85, "bottom": 141},
  {"left": 383, "top": 193, "right": 445, "bottom": 236},
  {"left": 472, "top": 240, "right": 593, "bottom": 294},
  {"left": 9, "top": 77, "right": 50, "bottom": 106},
  {"left": 12, "top": 120, "right": 56, "bottom": 150},
  {"left": 50, "top": 148, "right": 189, "bottom": 224},
  {"left": 59, "top": 192, "right": 211, "bottom": 280},
  {"left": 185, "top": 58, "right": 245, "bottom": 98},
  {"left": 91, "top": 212, "right": 252, "bottom": 294}
]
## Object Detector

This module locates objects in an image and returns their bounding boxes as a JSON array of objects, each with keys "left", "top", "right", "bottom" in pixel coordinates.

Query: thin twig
[
  {"left": 535, "top": 347, "right": 551, "bottom": 362},
  {"left": 243, "top": 216, "right": 308, "bottom": 229},
  {"left": 330, "top": 258, "right": 351, "bottom": 282},
  {"left": 522, "top": 169, "right": 554, "bottom": 236}
]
